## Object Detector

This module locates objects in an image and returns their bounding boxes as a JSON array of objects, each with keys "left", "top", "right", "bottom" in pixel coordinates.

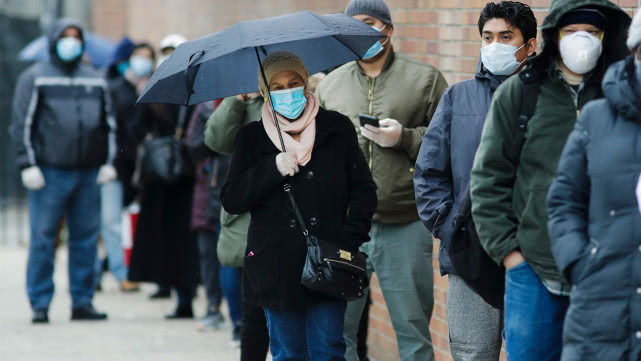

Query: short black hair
[
  {"left": 478, "top": 1, "right": 538, "bottom": 42},
  {"left": 133, "top": 42, "right": 156, "bottom": 62}
]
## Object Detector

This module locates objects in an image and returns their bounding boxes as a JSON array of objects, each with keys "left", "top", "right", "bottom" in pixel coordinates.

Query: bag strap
[
  {"left": 284, "top": 183, "right": 310, "bottom": 238},
  {"left": 509, "top": 77, "right": 540, "bottom": 166}
]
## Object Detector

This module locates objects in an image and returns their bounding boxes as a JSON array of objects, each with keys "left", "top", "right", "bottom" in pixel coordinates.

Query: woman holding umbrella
[{"left": 221, "top": 51, "right": 377, "bottom": 360}]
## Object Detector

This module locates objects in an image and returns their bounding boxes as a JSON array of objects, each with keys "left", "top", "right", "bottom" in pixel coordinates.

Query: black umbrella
[{"left": 137, "top": 11, "right": 384, "bottom": 107}]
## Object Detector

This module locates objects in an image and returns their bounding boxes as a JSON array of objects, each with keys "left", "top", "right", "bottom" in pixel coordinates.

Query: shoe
[
  {"left": 149, "top": 288, "right": 171, "bottom": 299},
  {"left": 32, "top": 310, "right": 49, "bottom": 324},
  {"left": 71, "top": 305, "right": 108, "bottom": 321},
  {"left": 165, "top": 304, "right": 193, "bottom": 319},
  {"left": 120, "top": 280, "right": 140, "bottom": 293},
  {"left": 197, "top": 311, "right": 225, "bottom": 331},
  {"left": 230, "top": 324, "right": 241, "bottom": 348}
]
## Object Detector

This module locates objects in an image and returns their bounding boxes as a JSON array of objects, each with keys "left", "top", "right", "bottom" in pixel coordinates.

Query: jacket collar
[
  {"left": 356, "top": 48, "right": 396, "bottom": 77},
  {"left": 475, "top": 61, "right": 509, "bottom": 92}
]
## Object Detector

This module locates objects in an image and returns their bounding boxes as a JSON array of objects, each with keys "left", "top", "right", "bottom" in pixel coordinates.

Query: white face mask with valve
[
  {"left": 480, "top": 42, "right": 526, "bottom": 76},
  {"left": 559, "top": 31, "right": 603, "bottom": 74}
]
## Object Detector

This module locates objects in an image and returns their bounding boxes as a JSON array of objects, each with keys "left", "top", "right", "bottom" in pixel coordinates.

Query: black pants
[{"left": 240, "top": 269, "right": 270, "bottom": 361}]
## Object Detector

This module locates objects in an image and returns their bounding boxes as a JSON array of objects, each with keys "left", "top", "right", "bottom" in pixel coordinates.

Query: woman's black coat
[
  {"left": 221, "top": 107, "right": 377, "bottom": 310},
  {"left": 548, "top": 57, "right": 641, "bottom": 361}
]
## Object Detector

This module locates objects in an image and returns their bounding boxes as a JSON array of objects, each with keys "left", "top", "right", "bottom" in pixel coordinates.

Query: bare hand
[
  {"left": 503, "top": 250, "right": 526, "bottom": 270},
  {"left": 276, "top": 152, "right": 299, "bottom": 177},
  {"left": 360, "top": 118, "right": 402, "bottom": 148}
]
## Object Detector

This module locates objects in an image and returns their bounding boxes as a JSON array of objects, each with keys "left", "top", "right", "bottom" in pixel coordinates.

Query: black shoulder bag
[
  {"left": 257, "top": 49, "right": 368, "bottom": 301},
  {"left": 141, "top": 106, "right": 194, "bottom": 183}
]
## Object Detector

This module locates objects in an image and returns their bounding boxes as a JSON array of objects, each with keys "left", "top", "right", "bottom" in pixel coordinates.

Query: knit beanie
[
  {"left": 345, "top": 0, "right": 393, "bottom": 26},
  {"left": 627, "top": 9, "right": 641, "bottom": 50},
  {"left": 258, "top": 51, "right": 309, "bottom": 98}
]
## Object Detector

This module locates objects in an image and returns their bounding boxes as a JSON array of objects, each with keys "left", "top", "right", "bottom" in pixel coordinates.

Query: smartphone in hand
[{"left": 359, "top": 114, "right": 379, "bottom": 128}]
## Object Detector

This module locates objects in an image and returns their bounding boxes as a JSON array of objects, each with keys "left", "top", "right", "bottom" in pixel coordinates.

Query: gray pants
[
  {"left": 447, "top": 274, "right": 503, "bottom": 361},
  {"left": 344, "top": 221, "right": 435, "bottom": 361}
]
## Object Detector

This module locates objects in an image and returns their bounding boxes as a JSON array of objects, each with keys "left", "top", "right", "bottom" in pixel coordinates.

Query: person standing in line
[
  {"left": 316, "top": 1, "right": 448, "bottom": 360},
  {"left": 205, "top": 93, "right": 268, "bottom": 355},
  {"left": 94, "top": 40, "right": 155, "bottom": 293},
  {"left": 414, "top": 2, "right": 537, "bottom": 360},
  {"left": 11, "top": 19, "right": 117, "bottom": 323},
  {"left": 547, "top": 10, "right": 641, "bottom": 360},
  {"left": 221, "top": 51, "right": 377, "bottom": 361},
  {"left": 184, "top": 100, "right": 227, "bottom": 331},
  {"left": 469, "top": 1, "right": 631, "bottom": 360}
]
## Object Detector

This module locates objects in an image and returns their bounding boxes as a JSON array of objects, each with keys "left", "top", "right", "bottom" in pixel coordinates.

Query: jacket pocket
[
  {"left": 243, "top": 231, "right": 279, "bottom": 299},
  {"left": 518, "top": 186, "right": 554, "bottom": 261},
  {"left": 570, "top": 238, "right": 599, "bottom": 284}
]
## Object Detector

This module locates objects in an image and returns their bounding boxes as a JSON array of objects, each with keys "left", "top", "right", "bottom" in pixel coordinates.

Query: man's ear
[
  {"left": 526, "top": 37, "right": 538, "bottom": 57},
  {"left": 385, "top": 25, "right": 394, "bottom": 39}
]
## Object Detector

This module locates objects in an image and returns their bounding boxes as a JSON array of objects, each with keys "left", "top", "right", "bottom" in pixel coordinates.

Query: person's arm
[
  {"left": 547, "top": 109, "right": 591, "bottom": 281},
  {"left": 340, "top": 116, "right": 378, "bottom": 250},
  {"left": 101, "top": 79, "right": 118, "bottom": 165},
  {"left": 395, "top": 70, "right": 449, "bottom": 161},
  {"left": 470, "top": 79, "right": 523, "bottom": 266},
  {"left": 220, "top": 124, "right": 284, "bottom": 215},
  {"left": 414, "top": 88, "right": 454, "bottom": 240},
  {"left": 10, "top": 70, "right": 38, "bottom": 168},
  {"left": 205, "top": 97, "right": 248, "bottom": 155}
]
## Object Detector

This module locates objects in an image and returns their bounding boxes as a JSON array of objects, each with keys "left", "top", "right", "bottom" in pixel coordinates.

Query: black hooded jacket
[{"left": 11, "top": 19, "right": 117, "bottom": 169}]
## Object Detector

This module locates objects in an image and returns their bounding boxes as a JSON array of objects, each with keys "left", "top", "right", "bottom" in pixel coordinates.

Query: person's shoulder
[
  {"left": 318, "top": 62, "right": 358, "bottom": 88},
  {"left": 318, "top": 107, "right": 355, "bottom": 132},
  {"left": 394, "top": 53, "right": 440, "bottom": 74},
  {"left": 237, "top": 118, "right": 264, "bottom": 138}
]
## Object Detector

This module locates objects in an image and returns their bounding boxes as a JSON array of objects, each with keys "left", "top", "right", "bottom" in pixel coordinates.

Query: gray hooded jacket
[{"left": 11, "top": 19, "right": 116, "bottom": 169}]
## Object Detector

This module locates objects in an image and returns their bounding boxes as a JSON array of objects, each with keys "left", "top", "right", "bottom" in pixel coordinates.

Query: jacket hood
[
  {"left": 527, "top": 0, "right": 630, "bottom": 80},
  {"left": 47, "top": 18, "right": 85, "bottom": 66},
  {"left": 475, "top": 60, "right": 509, "bottom": 91},
  {"left": 602, "top": 56, "right": 641, "bottom": 123}
]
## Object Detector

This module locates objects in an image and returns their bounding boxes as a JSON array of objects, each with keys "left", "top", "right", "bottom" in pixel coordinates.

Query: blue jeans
[
  {"left": 27, "top": 166, "right": 101, "bottom": 311},
  {"left": 264, "top": 301, "right": 347, "bottom": 361},
  {"left": 94, "top": 180, "right": 127, "bottom": 285},
  {"left": 504, "top": 262, "right": 569, "bottom": 361},
  {"left": 220, "top": 266, "right": 242, "bottom": 325}
]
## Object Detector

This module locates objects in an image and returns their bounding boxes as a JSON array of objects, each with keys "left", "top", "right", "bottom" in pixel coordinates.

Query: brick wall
[{"left": 91, "top": 1, "right": 638, "bottom": 361}]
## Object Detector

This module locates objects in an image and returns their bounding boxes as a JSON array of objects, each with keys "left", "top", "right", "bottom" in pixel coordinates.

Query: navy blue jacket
[
  {"left": 10, "top": 19, "right": 116, "bottom": 169},
  {"left": 414, "top": 62, "right": 507, "bottom": 275},
  {"left": 548, "top": 57, "right": 641, "bottom": 361}
]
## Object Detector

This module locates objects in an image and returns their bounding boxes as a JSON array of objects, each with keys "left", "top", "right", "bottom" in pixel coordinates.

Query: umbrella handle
[
  {"left": 255, "top": 47, "right": 287, "bottom": 153},
  {"left": 184, "top": 50, "right": 205, "bottom": 106}
]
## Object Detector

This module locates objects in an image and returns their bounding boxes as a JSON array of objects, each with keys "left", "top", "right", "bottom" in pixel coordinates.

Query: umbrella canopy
[
  {"left": 18, "top": 32, "right": 117, "bottom": 68},
  {"left": 137, "top": 11, "right": 385, "bottom": 106}
]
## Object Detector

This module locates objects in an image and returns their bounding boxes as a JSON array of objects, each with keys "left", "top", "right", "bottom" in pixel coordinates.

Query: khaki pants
[{"left": 343, "top": 220, "right": 435, "bottom": 361}]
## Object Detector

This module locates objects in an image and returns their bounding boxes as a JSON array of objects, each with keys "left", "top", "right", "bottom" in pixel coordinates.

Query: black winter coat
[
  {"left": 221, "top": 107, "right": 377, "bottom": 310},
  {"left": 548, "top": 57, "right": 641, "bottom": 361},
  {"left": 414, "top": 62, "right": 507, "bottom": 275}
]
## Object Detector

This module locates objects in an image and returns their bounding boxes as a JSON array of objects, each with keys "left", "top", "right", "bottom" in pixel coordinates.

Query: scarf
[{"left": 262, "top": 91, "right": 319, "bottom": 166}]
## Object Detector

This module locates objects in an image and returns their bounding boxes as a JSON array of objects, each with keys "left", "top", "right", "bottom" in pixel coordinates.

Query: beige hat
[{"left": 258, "top": 51, "right": 309, "bottom": 98}]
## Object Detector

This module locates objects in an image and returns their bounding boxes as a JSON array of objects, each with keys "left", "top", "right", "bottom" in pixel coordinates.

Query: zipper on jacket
[
  {"left": 562, "top": 82, "right": 582, "bottom": 118},
  {"left": 323, "top": 258, "right": 366, "bottom": 273},
  {"left": 367, "top": 77, "right": 376, "bottom": 169}
]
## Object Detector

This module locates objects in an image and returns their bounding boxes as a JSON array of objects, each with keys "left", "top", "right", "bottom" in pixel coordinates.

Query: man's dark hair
[
  {"left": 133, "top": 42, "right": 156, "bottom": 62},
  {"left": 478, "top": 1, "right": 538, "bottom": 42}
]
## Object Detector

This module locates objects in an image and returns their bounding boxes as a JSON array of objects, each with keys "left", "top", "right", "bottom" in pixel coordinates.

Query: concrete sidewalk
[{"left": 0, "top": 247, "right": 261, "bottom": 361}]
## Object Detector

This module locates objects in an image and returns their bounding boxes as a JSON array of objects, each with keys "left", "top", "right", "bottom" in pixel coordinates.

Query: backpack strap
[{"left": 509, "top": 71, "right": 541, "bottom": 166}]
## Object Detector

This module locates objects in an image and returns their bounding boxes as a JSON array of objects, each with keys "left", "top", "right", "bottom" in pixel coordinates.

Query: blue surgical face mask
[
  {"left": 270, "top": 86, "right": 307, "bottom": 119},
  {"left": 56, "top": 37, "right": 83, "bottom": 63},
  {"left": 129, "top": 56, "right": 154, "bottom": 77},
  {"left": 363, "top": 25, "right": 389, "bottom": 60},
  {"left": 117, "top": 61, "right": 129, "bottom": 76}
]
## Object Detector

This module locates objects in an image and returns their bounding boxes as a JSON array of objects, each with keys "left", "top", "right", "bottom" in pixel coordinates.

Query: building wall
[{"left": 91, "top": 1, "right": 638, "bottom": 360}]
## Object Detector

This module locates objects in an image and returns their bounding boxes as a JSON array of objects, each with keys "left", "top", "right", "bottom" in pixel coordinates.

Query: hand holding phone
[{"left": 359, "top": 114, "right": 379, "bottom": 128}]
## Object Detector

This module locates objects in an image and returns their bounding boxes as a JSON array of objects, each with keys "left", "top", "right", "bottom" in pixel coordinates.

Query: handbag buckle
[{"left": 338, "top": 249, "right": 352, "bottom": 261}]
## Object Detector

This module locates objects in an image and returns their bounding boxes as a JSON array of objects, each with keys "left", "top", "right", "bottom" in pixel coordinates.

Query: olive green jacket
[
  {"left": 470, "top": 0, "right": 631, "bottom": 282},
  {"left": 317, "top": 51, "right": 448, "bottom": 224},
  {"left": 204, "top": 96, "right": 263, "bottom": 267}
]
